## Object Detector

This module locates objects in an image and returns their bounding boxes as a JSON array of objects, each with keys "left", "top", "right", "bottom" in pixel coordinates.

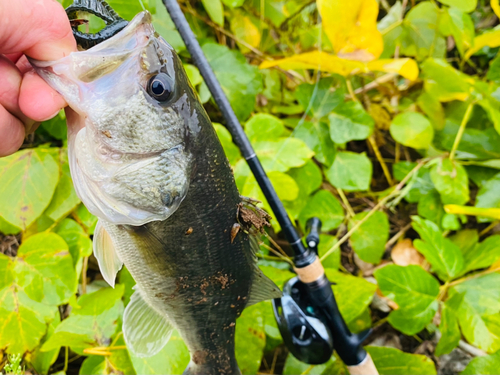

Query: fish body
[{"left": 32, "top": 11, "right": 280, "bottom": 375}]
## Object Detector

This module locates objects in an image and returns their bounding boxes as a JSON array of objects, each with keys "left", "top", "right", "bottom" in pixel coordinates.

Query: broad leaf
[
  {"left": 348, "top": 211, "right": 389, "bottom": 264},
  {"left": 367, "top": 346, "right": 437, "bottom": 375},
  {"left": 465, "top": 29, "right": 500, "bottom": 60},
  {"left": 476, "top": 172, "right": 500, "bottom": 222},
  {"left": 461, "top": 350, "right": 500, "bottom": 375},
  {"left": 203, "top": 43, "right": 262, "bottom": 121},
  {"left": 451, "top": 273, "right": 500, "bottom": 352},
  {"left": 438, "top": 0, "right": 477, "bottom": 12},
  {"left": 235, "top": 304, "right": 266, "bottom": 375},
  {"left": 329, "top": 101, "right": 375, "bottom": 144},
  {"left": 412, "top": 216, "right": 464, "bottom": 280},
  {"left": 390, "top": 112, "right": 434, "bottom": 149},
  {"left": 299, "top": 190, "right": 344, "bottom": 232},
  {"left": 245, "top": 114, "right": 284, "bottom": 142},
  {"left": 295, "top": 78, "right": 344, "bottom": 119},
  {"left": 201, "top": 0, "right": 224, "bottom": 26},
  {"left": 326, "top": 152, "right": 372, "bottom": 192},
  {"left": 325, "top": 269, "right": 377, "bottom": 324},
  {"left": 421, "top": 58, "right": 472, "bottom": 101},
  {"left": 436, "top": 293, "right": 462, "bottom": 356},
  {"left": 440, "top": 7, "right": 475, "bottom": 56},
  {"left": 317, "top": 0, "right": 383, "bottom": 61},
  {"left": 14, "top": 232, "right": 77, "bottom": 306},
  {"left": 293, "top": 120, "right": 336, "bottom": 166},
  {"left": 0, "top": 148, "right": 59, "bottom": 229},
  {"left": 374, "top": 264, "right": 440, "bottom": 335},
  {"left": 430, "top": 158, "right": 470, "bottom": 206}
]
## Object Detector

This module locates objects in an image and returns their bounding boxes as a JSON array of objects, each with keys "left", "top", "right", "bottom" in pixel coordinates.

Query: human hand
[{"left": 0, "top": 0, "right": 76, "bottom": 156}]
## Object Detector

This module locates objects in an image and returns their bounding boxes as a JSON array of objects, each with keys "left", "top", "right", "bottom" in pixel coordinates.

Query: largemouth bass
[{"left": 31, "top": 11, "right": 280, "bottom": 375}]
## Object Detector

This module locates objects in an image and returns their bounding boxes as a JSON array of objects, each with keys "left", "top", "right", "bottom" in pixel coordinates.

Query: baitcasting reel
[{"left": 273, "top": 218, "right": 372, "bottom": 366}]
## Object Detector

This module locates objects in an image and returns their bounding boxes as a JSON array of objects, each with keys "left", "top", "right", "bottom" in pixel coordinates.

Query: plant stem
[
  {"left": 448, "top": 265, "right": 500, "bottom": 288},
  {"left": 479, "top": 221, "right": 499, "bottom": 237},
  {"left": 346, "top": 79, "right": 359, "bottom": 102},
  {"left": 338, "top": 188, "right": 355, "bottom": 217},
  {"left": 449, "top": 102, "right": 474, "bottom": 162},
  {"left": 320, "top": 159, "right": 429, "bottom": 261},
  {"left": 63, "top": 347, "right": 69, "bottom": 373},
  {"left": 369, "top": 136, "right": 393, "bottom": 185},
  {"left": 81, "top": 256, "right": 88, "bottom": 294}
]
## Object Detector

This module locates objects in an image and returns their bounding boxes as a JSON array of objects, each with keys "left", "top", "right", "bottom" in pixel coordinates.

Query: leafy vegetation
[{"left": 2, "top": 0, "right": 500, "bottom": 373}]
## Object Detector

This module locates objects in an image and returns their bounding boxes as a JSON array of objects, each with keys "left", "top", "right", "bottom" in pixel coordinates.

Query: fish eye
[{"left": 147, "top": 73, "right": 173, "bottom": 102}]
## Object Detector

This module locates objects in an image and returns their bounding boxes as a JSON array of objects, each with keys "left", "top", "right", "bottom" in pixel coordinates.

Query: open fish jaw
[{"left": 32, "top": 11, "right": 196, "bottom": 225}]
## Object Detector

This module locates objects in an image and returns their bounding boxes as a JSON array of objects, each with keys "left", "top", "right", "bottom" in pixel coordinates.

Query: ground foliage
[{"left": 2, "top": 0, "right": 500, "bottom": 374}]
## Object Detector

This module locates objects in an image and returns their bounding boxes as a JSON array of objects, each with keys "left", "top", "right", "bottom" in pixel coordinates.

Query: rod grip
[{"left": 347, "top": 354, "right": 378, "bottom": 375}]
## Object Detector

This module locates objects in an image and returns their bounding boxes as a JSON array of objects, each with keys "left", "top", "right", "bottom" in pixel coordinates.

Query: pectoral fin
[
  {"left": 93, "top": 220, "right": 123, "bottom": 287},
  {"left": 123, "top": 290, "right": 174, "bottom": 357}
]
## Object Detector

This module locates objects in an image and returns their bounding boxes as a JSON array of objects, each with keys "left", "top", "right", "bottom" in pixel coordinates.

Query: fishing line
[{"left": 137, "top": 0, "right": 146, "bottom": 11}]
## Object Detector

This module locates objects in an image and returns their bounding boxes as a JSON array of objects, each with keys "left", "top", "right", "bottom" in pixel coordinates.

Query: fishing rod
[{"left": 161, "top": 1, "right": 378, "bottom": 374}]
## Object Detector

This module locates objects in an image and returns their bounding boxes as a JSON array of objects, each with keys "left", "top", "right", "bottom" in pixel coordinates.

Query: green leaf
[
  {"left": 461, "top": 350, "right": 500, "bottom": 375},
  {"left": 417, "top": 92, "right": 445, "bottom": 130},
  {"left": 418, "top": 190, "right": 445, "bottom": 227},
  {"left": 295, "top": 77, "right": 344, "bottom": 119},
  {"left": 348, "top": 211, "right": 389, "bottom": 264},
  {"left": 487, "top": 53, "right": 500, "bottom": 83},
  {"left": 421, "top": 58, "right": 472, "bottom": 101},
  {"left": 438, "top": 0, "right": 477, "bottom": 12},
  {"left": 293, "top": 120, "right": 336, "bottom": 166},
  {"left": 390, "top": 112, "right": 434, "bottom": 149},
  {"left": 79, "top": 356, "right": 106, "bottom": 375},
  {"left": 326, "top": 152, "right": 372, "bottom": 192},
  {"left": 299, "top": 190, "right": 344, "bottom": 232},
  {"left": 283, "top": 354, "right": 343, "bottom": 375},
  {"left": 286, "top": 160, "right": 323, "bottom": 219},
  {"left": 476, "top": 172, "right": 500, "bottom": 222},
  {"left": 108, "top": 336, "right": 137, "bottom": 375},
  {"left": 201, "top": 0, "right": 224, "bottom": 26},
  {"left": 325, "top": 269, "right": 377, "bottom": 324},
  {"left": 55, "top": 219, "right": 92, "bottom": 277},
  {"left": 254, "top": 138, "right": 314, "bottom": 173},
  {"left": 451, "top": 273, "right": 500, "bottom": 352},
  {"left": 183, "top": 64, "right": 203, "bottom": 87},
  {"left": 0, "top": 148, "right": 59, "bottom": 229},
  {"left": 31, "top": 314, "right": 61, "bottom": 375},
  {"left": 245, "top": 114, "right": 284, "bottom": 142},
  {"left": 374, "top": 264, "right": 440, "bottom": 335},
  {"left": 329, "top": 101, "right": 375, "bottom": 144},
  {"left": 393, "top": 162, "right": 434, "bottom": 203},
  {"left": 430, "top": 158, "right": 470, "bottom": 205},
  {"left": 203, "top": 43, "right": 262, "bottom": 121},
  {"left": 461, "top": 235, "right": 500, "bottom": 274},
  {"left": 214, "top": 123, "right": 241, "bottom": 165},
  {"left": 42, "top": 286, "right": 124, "bottom": 352},
  {"left": 106, "top": 0, "right": 145, "bottom": 21},
  {"left": 74, "top": 204, "right": 98, "bottom": 235},
  {"left": 400, "top": 2, "right": 446, "bottom": 61},
  {"left": 366, "top": 346, "right": 437, "bottom": 375},
  {"left": 14, "top": 232, "right": 77, "bottom": 305},
  {"left": 412, "top": 216, "right": 464, "bottom": 280},
  {"left": 440, "top": 7, "right": 475, "bottom": 56},
  {"left": 221, "top": 0, "right": 244, "bottom": 7},
  {"left": 151, "top": 0, "right": 185, "bottom": 52},
  {"left": 0, "top": 215, "right": 21, "bottom": 235},
  {"left": 435, "top": 294, "right": 462, "bottom": 356},
  {"left": 130, "top": 330, "right": 189, "bottom": 374},
  {"left": 318, "top": 235, "right": 340, "bottom": 270},
  {"left": 235, "top": 304, "right": 266, "bottom": 375},
  {"left": 0, "top": 285, "right": 57, "bottom": 354},
  {"left": 44, "top": 151, "right": 80, "bottom": 222},
  {"left": 40, "top": 110, "right": 67, "bottom": 140}
]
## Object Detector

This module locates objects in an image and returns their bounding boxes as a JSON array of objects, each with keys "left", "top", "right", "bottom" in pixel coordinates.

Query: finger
[
  {"left": 0, "top": 105, "right": 25, "bottom": 157},
  {"left": 19, "top": 70, "right": 66, "bottom": 123},
  {"left": 0, "top": 55, "right": 33, "bottom": 127},
  {"left": 0, "top": 0, "right": 77, "bottom": 60}
]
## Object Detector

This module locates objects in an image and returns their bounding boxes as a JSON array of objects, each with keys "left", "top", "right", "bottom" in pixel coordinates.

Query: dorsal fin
[{"left": 93, "top": 220, "right": 123, "bottom": 287}]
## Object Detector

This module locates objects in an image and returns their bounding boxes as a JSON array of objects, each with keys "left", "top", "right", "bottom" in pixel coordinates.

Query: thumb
[{"left": 0, "top": 0, "right": 77, "bottom": 61}]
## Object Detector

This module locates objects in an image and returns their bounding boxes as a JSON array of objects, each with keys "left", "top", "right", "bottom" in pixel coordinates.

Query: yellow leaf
[
  {"left": 259, "top": 51, "right": 419, "bottom": 81},
  {"left": 444, "top": 204, "right": 500, "bottom": 220},
  {"left": 367, "top": 59, "right": 419, "bottom": 81},
  {"left": 464, "top": 29, "right": 500, "bottom": 60},
  {"left": 317, "top": 0, "right": 383, "bottom": 61},
  {"left": 229, "top": 11, "right": 261, "bottom": 52},
  {"left": 492, "top": 0, "right": 500, "bottom": 19}
]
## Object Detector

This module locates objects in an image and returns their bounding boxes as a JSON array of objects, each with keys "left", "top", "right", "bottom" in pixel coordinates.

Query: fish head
[{"left": 31, "top": 11, "right": 201, "bottom": 225}]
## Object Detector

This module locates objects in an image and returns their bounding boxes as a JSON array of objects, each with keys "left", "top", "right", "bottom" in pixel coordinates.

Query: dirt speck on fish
[{"left": 31, "top": 10, "right": 281, "bottom": 375}]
